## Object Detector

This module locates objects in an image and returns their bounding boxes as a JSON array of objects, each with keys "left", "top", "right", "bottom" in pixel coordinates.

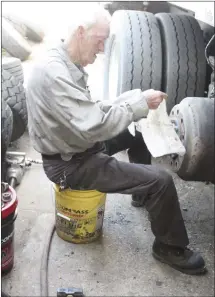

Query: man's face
[{"left": 78, "top": 21, "right": 110, "bottom": 66}]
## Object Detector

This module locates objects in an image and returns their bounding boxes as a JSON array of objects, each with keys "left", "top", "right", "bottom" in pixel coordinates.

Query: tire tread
[{"left": 2, "top": 69, "right": 27, "bottom": 141}]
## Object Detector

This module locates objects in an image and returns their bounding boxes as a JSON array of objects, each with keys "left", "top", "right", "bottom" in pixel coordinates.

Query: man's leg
[
  {"left": 127, "top": 130, "right": 152, "bottom": 207},
  {"left": 104, "top": 128, "right": 135, "bottom": 156},
  {"left": 104, "top": 129, "right": 152, "bottom": 207},
  {"left": 43, "top": 152, "right": 206, "bottom": 275}
]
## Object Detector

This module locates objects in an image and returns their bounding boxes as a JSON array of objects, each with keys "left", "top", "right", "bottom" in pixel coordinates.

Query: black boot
[
  {"left": 131, "top": 194, "right": 146, "bottom": 207},
  {"left": 152, "top": 240, "right": 207, "bottom": 275}
]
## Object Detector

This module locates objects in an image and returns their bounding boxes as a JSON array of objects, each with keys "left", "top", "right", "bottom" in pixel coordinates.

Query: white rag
[{"left": 138, "top": 100, "right": 186, "bottom": 158}]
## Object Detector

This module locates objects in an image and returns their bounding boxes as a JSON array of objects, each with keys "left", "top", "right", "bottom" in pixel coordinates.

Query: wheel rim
[
  {"left": 169, "top": 106, "right": 186, "bottom": 171},
  {"left": 161, "top": 104, "right": 187, "bottom": 173},
  {"left": 158, "top": 104, "right": 186, "bottom": 173},
  {"left": 108, "top": 40, "right": 119, "bottom": 100},
  {"left": 159, "top": 98, "right": 214, "bottom": 181}
]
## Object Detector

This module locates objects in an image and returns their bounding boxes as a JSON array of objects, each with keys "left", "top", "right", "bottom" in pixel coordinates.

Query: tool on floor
[
  {"left": 57, "top": 288, "right": 84, "bottom": 297},
  {"left": 2, "top": 151, "right": 86, "bottom": 297},
  {"left": 5, "top": 151, "right": 43, "bottom": 188}
]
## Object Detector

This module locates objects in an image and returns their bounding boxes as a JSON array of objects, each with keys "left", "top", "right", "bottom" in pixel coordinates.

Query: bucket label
[
  {"left": 56, "top": 214, "right": 98, "bottom": 238},
  {"left": 1, "top": 231, "right": 14, "bottom": 269},
  {"left": 56, "top": 203, "right": 89, "bottom": 218}
]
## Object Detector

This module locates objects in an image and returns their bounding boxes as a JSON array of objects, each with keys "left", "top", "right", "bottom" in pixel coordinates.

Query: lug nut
[
  {"left": 171, "top": 154, "right": 178, "bottom": 160},
  {"left": 2, "top": 191, "right": 12, "bottom": 202}
]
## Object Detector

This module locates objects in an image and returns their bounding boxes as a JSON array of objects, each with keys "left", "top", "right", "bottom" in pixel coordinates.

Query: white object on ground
[{"left": 139, "top": 99, "right": 186, "bottom": 158}]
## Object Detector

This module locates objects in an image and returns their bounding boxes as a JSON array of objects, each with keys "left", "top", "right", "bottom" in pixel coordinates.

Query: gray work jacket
[{"left": 26, "top": 42, "right": 149, "bottom": 161}]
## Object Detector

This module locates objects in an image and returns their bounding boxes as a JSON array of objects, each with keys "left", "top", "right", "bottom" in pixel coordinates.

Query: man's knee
[{"left": 156, "top": 168, "right": 173, "bottom": 188}]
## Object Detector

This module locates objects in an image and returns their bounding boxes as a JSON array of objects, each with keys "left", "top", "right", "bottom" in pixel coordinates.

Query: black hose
[
  {"left": 40, "top": 220, "right": 56, "bottom": 297},
  {"left": 2, "top": 179, "right": 56, "bottom": 297},
  {"left": 2, "top": 222, "right": 56, "bottom": 297}
]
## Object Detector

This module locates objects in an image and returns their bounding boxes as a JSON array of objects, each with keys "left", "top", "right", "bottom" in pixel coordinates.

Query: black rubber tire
[
  {"left": 2, "top": 57, "right": 24, "bottom": 84},
  {"left": 2, "top": 69, "right": 28, "bottom": 142},
  {"left": 156, "top": 13, "right": 206, "bottom": 114},
  {"left": 2, "top": 48, "right": 12, "bottom": 58},
  {"left": 103, "top": 10, "right": 162, "bottom": 100},
  {"left": 24, "top": 20, "right": 45, "bottom": 42},
  {"left": 2, "top": 13, "right": 44, "bottom": 43},
  {"left": 1, "top": 98, "right": 13, "bottom": 158},
  {"left": 2, "top": 14, "right": 27, "bottom": 38},
  {"left": 163, "top": 97, "right": 214, "bottom": 183},
  {"left": 2, "top": 18, "right": 32, "bottom": 61}
]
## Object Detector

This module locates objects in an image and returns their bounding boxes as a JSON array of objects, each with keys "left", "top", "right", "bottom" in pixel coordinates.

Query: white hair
[{"left": 63, "top": 3, "right": 111, "bottom": 42}]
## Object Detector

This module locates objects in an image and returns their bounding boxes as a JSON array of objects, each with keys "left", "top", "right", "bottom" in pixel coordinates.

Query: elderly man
[{"left": 26, "top": 7, "right": 206, "bottom": 275}]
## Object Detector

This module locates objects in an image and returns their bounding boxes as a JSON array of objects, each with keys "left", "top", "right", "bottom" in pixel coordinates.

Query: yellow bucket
[{"left": 54, "top": 184, "right": 106, "bottom": 244}]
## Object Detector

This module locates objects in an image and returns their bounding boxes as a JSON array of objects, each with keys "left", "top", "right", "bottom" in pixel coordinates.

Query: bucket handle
[{"left": 56, "top": 212, "right": 71, "bottom": 221}]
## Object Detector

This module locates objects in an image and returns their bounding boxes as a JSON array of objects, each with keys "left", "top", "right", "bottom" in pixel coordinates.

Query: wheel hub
[{"left": 164, "top": 105, "right": 186, "bottom": 172}]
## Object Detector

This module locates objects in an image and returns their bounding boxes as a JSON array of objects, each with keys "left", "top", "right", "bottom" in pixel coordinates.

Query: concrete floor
[{"left": 2, "top": 40, "right": 215, "bottom": 296}]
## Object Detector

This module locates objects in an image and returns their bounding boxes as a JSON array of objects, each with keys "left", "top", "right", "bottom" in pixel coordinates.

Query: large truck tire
[
  {"left": 2, "top": 69, "right": 28, "bottom": 142},
  {"left": 2, "top": 14, "right": 27, "bottom": 38},
  {"left": 24, "top": 20, "right": 45, "bottom": 42},
  {"left": 1, "top": 99, "right": 13, "bottom": 158},
  {"left": 2, "top": 18, "right": 32, "bottom": 61},
  {"left": 2, "top": 48, "right": 12, "bottom": 58},
  {"left": 103, "top": 10, "right": 162, "bottom": 100},
  {"left": 156, "top": 13, "right": 206, "bottom": 114},
  {"left": 2, "top": 57, "right": 24, "bottom": 84},
  {"left": 2, "top": 13, "right": 44, "bottom": 43},
  {"left": 160, "top": 97, "right": 214, "bottom": 183},
  {"left": 103, "top": 10, "right": 161, "bottom": 170}
]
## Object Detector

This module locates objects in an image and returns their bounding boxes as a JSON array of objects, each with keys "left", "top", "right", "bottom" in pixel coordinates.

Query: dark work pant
[
  {"left": 42, "top": 129, "right": 189, "bottom": 248},
  {"left": 104, "top": 129, "right": 151, "bottom": 165}
]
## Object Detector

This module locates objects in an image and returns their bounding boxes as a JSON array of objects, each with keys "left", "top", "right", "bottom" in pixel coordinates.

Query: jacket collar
[{"left": 56, "top": 41, "right": 88, "bottom": 83}]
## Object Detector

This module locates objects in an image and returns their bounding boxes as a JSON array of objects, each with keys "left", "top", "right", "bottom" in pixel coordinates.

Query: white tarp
[{"left": 138, "top": 100, "right": 186, "bottom": 158}]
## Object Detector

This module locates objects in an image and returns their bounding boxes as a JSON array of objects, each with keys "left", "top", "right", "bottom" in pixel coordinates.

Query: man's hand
[{"left": 142, "top": 89, "right": 168, "bottom": 110}]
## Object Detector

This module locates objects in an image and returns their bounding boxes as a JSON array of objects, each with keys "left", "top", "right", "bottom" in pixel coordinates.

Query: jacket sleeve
[
  {"left": 44, "top": 62, "right": 149, "bottom": 143},
  {"left": 96, "top": 90, "right": 149, "bottom": 119}
]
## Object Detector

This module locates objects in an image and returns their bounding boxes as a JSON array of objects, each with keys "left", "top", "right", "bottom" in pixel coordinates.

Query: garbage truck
[{"left": 102, "top": 1, "right": 215, "bottom": 183}]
